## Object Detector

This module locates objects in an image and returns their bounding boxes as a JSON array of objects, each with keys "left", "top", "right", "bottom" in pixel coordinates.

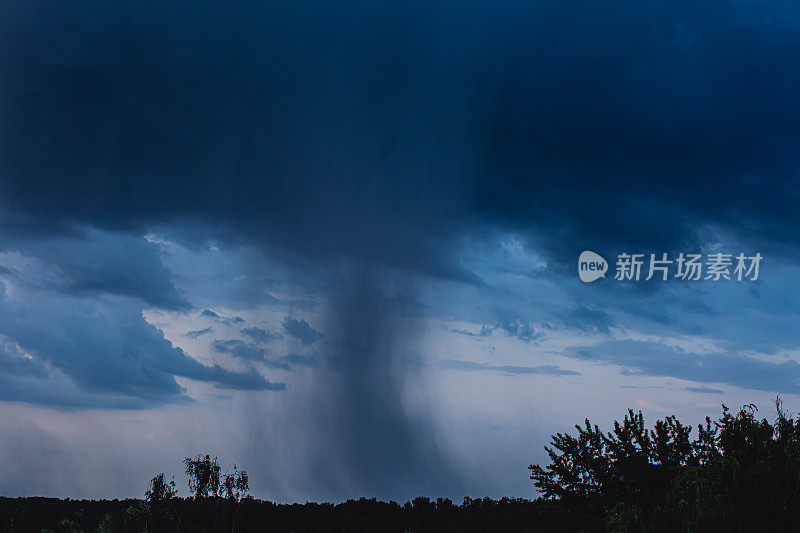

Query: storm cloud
[
  {"left": 2, "top": 0, "right": 800, "bottom": 503},
  {"left": 3, "top": 0, "right": 800, "bottom": 273}
]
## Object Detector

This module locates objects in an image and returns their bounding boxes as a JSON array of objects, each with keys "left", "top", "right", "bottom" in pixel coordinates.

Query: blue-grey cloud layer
[
  {"left": 4, "top": 0, "right": 800, "bottom": 274},
  {"left": 568, "top": 340, "right": 800, "bottom": 394},
  {"left": 0, "top": 293, "right": 285, "bottom": 408},
  {"left": 0, "top": 0, "right": 797, "bottom": 403},
  {"left": 0, "top": 229, "right": 285, "bottom": 408}
]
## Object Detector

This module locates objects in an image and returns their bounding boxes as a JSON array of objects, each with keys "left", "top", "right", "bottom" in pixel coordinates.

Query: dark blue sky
[{"left": 1, "top": 0, "right": 799, "bottom": 501}]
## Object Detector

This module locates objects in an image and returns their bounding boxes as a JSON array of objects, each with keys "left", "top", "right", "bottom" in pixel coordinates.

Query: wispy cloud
[
  {"left": 439, "top": 359, "right": 578, "bottom": 376},
  {"left": 566, "top": 340, "right": 800, "bottom": 394},
  {"left": 185, "top": 327, "right": 213, "bottom": 339}
]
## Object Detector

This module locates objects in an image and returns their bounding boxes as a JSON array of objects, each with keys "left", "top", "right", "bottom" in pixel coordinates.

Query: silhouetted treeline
[
  {"left": 530, "top": 398, "right": 800, "bottom": 532},
  {"left": 5, "top": 400, "right": 800, "bottom": 532},
  {"left": 0, "top": 496, "right": 562, "bottom": 532}
]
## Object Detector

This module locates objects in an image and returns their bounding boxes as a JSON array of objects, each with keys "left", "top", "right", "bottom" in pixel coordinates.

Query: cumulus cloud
[
  {"left": 241, "top": 327, "right": 282, "bottom": 343},
  {"left": 0, "top": 228, "right": 188, "bottom": 310},
  {"left": 213, "top": 338, "right": 315, "bottom": 371},
  {"left": 213, "top": 339, "right": 267, "bottom": 363},
  {"left": 282, "top": 318, "right": 323, "bottom": 345},
  {"left": 450, "top": 325, "right": 494, "bottom": 338},
  {"left": 0, "top": 282, "right": 284, "bottom": 408},
  {"left": 497, "top": 319, "right": 546, "bottom": 343}
]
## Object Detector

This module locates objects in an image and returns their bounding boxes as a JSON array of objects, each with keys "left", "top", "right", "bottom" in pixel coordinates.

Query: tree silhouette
[
  {"left": 222, "top": 465, "right": 249, "bottom": 501},
  {"left": 184, "top": 454, "right": 222, "bottom": 499},
  {"left": 145, "top": 473, "right": 179, "bottom": 532},
  {"left": 529, "top": 398, "right": 800, "bottom": 531},
  {"left": 146, "top": 473, "right": 178, "bottom": 504}
]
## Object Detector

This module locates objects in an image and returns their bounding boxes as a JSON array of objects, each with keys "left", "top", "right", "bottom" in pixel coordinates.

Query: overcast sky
[{"left": 1, "top": 0, "right": 800, "bottom": 502}]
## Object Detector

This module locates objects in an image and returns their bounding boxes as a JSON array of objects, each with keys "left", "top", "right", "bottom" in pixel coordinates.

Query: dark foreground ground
[{"left": 0, "top": 496, "right": 574, "bottom": 532}]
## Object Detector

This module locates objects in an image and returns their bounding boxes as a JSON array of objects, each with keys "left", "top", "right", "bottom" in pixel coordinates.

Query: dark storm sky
[{"left": 2, "top": 0, "right": 800, "bottom": 501}]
